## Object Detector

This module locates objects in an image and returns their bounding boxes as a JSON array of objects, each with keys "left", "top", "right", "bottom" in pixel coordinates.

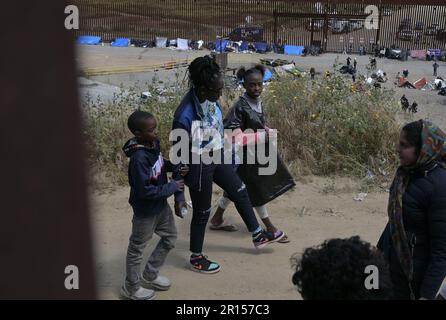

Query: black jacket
[
  {"left": 224, "top": 96, "right": 295, "bottom": 207},
  {"left": 123, "top": 138, "right": 184, "bottom": 217},
  {"left": 378, "top": 162, "right": 446, "bottom": 299}
]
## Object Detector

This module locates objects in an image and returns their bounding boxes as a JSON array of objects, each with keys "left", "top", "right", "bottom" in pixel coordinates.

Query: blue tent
[
  {"left": 215, "top": 39, "right": 229, "bottom": 52},
  {"left": 111, "top": 38, "right": 130, "bottom": 47},
  {"left": 77, "top": 36, "right": 101, "bottom": 45},
  {"left": 284, "top": 45, "right": 305, "bottom": 55},
  {"left": 254, "top": 42, "right": 269, "bottom": 53},
  {"left": 263, "top": 68, "right": 273, "bottom": 81},
  {"left": 239, "top": 41, "right": 249, "bottom": 52}
]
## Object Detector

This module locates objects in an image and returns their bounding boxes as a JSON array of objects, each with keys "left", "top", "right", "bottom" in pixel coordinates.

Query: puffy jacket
[{"left": 378, "top": 162, "right": 446, "bottom": 299}]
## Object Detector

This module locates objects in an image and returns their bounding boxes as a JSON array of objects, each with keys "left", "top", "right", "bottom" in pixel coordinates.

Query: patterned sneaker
[
  {"left": 190, "top": 254, "right": 221, "bottom": 274},
  {"left": 253, "top": 230, "right": 285, "bottom": 249}
]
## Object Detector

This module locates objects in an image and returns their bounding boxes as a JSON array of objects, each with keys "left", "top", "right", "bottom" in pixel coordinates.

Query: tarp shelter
[
  {"left": 428, "top": 48, "right": 441, "bottom": 57},
  {"left": 414, "top": 78, "right": 427, "bottom": 90},
  {"left": 111, "top": 38, "right": 129, "bottom": 47},
  {"left": 284, "top": 45, "right": 304, "bottom": 55},
  {"left": 264, "top": 68, "right": 273, "bottom": 81},
  {"left": 410, "top": 50, "right": 427, "bottom": 60},
  {"left": 254, "top": 42, "right": 268, "bottom": 53},
  {"left": 239, "top": 41, "right": 249, "bottom": 52},
  {"left": 215, "top": 39, "right": 229, "bottom": 52},
  {"left": 177, "top": 38, "right": 189, "bottom": 50},
  {"left": 131, "top": 39, "right": 152, "bottom": 48},
  {"left": 77, "top": 36, "right": 101, "bottom": 45},
  {"left": 155, "top": 37, "right": 168, "bottom": 48},
  {"left": 398, "top": 77, "right": 416, "bottom": 89}
]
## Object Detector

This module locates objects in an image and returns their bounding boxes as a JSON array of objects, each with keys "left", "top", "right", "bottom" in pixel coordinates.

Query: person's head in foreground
[{"left": 291, "top": 236, "right": 393, "bottom": 300}]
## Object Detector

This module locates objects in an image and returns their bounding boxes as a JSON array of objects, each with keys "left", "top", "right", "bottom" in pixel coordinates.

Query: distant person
[
  {"left": 378, "top": 120, "right": 446, "bottom": 299},
  {"left": 433, "top": 61, "right": 439, "bottom": 77},
  {"left": 346, "top": 56, "right": 351, "bottom": 66},
  {"left": 402, "top": 69, "right": 409, "bottom": 78},
  {"left": 292, "top": 236, "right": 394, "bottom": 300},
  {"left": 353, "top": 58, "right": 357, "bottom": 70},
  {"left": 310, "top": 67, "right": 316, "bottom": 79},
  {"left": 121, "top": 111, "right": 188, "bottom": 300}
]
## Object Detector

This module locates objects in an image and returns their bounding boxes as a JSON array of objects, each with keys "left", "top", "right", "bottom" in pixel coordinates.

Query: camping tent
[
  {"left": 414, "top": 78, "right": 427, "bottom": 90},
  {"left": 155, "top": 37, "right": 168, "bottom": 48},
  {"left": 254, "top": 42, "right": 269, "bottom": 53},
  {"left": 398, "top": 77, "right": 416, "bottom": 88},
  {"left": 284, "top": 45, "right": 305, "bottom": 55},
  {"left": 111, "top": 38, "right": 129, "bottom": 47},
  {"left": 215, "top": 39, "right": 229, "bottom": 52},
  {"left": 77, "top": 36, "right": 101, "bottom": 45},
  {"left": 177, "top": 38, "right": 189, "bottom": 50},
  {"left": 410, "top": 50, "right": 426, "bottom": 60}
]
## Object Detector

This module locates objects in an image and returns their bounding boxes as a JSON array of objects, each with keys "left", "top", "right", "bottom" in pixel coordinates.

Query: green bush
[
  {"left": 264, "top": 73, "right": 401, "bottom": 182},
  {"left": 83, "top": 70, "right": 402, "bottom": 189}
]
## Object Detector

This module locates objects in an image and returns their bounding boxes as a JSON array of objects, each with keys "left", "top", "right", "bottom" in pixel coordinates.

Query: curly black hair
[
  {"left": 291, "top": 236, "right": 393, "bottom": 300},
  {"left": 236, "top": 64, "right": 265, "bottom": 82},
  {"left": 188, "top": 55, "right": 221, "bottom": 88}
]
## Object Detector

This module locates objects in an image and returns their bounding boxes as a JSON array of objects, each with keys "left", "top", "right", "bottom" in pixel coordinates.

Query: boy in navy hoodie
[{"left": 121, "top": 110, "right": 187, "bottom": 300}]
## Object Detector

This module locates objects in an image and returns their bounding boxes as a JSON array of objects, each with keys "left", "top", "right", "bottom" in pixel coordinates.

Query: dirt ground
[{"left": 81, "top": 45, "right": 446, "bottom": 299}]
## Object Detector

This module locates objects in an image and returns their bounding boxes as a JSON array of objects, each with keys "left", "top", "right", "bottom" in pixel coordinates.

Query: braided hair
[{"left": 188, "top": 55, "right": 221, "bottom": 88}]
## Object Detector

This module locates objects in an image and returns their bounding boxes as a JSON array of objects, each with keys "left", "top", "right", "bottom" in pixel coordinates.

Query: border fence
[{"left": 73, "top": 0, "right": 446, "bottom": 52}]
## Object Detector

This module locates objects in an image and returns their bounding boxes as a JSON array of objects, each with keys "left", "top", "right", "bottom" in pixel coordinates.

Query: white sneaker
[
  {"left": 141, "top": 274, "right": 171, "bottom": 291},
  {"left": 120, "top": 286, "right": 155, "bottom": 300}
]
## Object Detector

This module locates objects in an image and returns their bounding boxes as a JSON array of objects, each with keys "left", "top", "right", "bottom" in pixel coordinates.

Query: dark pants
[{"left": 187, "top": 162, "right": 260, "bottom": 253}]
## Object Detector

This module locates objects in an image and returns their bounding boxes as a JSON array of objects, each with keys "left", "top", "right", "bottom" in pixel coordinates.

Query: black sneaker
[
  {"left": 253, "top": 230, "right": 285, "bottom": 249},
  {"left": 190, "top": 254, "right": 221, "bottom": 274}
]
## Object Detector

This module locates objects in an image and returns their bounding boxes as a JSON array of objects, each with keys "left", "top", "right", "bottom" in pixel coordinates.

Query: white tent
[{"left": 177, "top": 38, "right": 189, "bottom": 51}]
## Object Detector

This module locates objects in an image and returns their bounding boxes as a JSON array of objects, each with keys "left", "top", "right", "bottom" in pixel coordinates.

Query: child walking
[
  {"left": 121, "top": 110, "right": 187, "bottom": 300},
  {"left": 210, "top": 65, "right": 295, "bottom": 242},
  {"left": 172, "top": 56, "right": 284, "bottom": 274}
]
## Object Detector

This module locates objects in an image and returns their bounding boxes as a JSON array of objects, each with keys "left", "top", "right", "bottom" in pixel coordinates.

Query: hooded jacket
[{"left": 123, "top": 138, "right": 184, "bottom": 217}]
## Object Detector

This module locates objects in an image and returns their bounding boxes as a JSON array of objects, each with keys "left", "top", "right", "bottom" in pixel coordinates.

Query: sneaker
[
  {"left": 120, "top": 286, "right": 155, "bottom": 300},
  {"left": 253, "top": 230, "right": 285, "bottom": 249},
  {"left": 190, "top": 254, "right": 221, "bottom": 274},
  {"left": 141, "top": 274, "right": 171, "bottom": 291}
]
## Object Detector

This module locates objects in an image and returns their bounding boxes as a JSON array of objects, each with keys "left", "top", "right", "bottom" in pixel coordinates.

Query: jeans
[{"left": 125, "top": 205, "right": 177, "bottom": 293}]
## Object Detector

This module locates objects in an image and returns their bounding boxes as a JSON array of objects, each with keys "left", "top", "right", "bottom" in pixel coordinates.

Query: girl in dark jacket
[
  {"left": 378, "top": 119, "right": 446, "bottom": 299},
  {"left": 209, "top": 65, "right": 295, "bottom": 241}
]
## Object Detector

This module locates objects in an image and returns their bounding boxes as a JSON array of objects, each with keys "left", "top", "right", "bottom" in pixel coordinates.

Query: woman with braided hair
[{"left": 171, "top": 56, "right": 284, "bottom": 274}]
